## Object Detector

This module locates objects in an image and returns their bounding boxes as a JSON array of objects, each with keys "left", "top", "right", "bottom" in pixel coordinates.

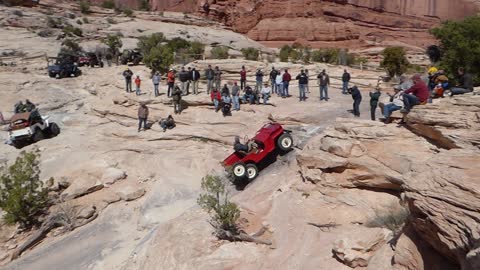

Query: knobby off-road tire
[{"left": 277, "top": 133, "right": 293, "bottom": 152}]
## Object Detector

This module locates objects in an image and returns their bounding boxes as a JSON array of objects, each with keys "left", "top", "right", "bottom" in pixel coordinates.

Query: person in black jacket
[
  {"left": 178, "top": 67, "right": 190, "bottom": 95},
  {"left": 350, "top": 86, "right": 362, "bottom": 117},
  {"left": 191, "top": 67, "right": 201, "bottom": 95},
  {"left": 369, "top": 87, "right": 381, "bottom": 121},
  {"left": 296, "top": 70, "right": 308, "bottom": 101},
  {"left": 269, "top": 67, "right": 278, "bottom": 94},
  {"left": 450, "top": 67, "right": 474, "bottom": 96},
  {"left": 342, "top": 69, "right": 351, "bottom": 94}
]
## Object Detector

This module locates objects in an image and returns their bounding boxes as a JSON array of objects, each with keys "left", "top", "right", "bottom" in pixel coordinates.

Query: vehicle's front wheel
[
  {"left": 12, "top": 140, "right": 24, "bottom": 149},
  {"left": 48, "top": 122, "right": 61, "bottom": 137},
  {"left": 245, "top": 164, "right": 258, "bottom": 181},
  {"left": 232, "top": 162, "right": 246, "bottom": 179},
  {"left": 277, "top": 133, "right": 293, "bottom": 152}
]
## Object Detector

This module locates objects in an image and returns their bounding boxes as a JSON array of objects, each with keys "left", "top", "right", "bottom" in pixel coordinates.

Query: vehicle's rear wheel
[
  {"left": 277, "top": 133, "right": 293, "bottom": 152},
  {"left": 12, "top": 140, "right": 24, "bottom": 149},
  {"left": 245, "top": 164, "right": 258, "bottom": 181},
  {"left": 33, "top": 129, "right": 45, "bottom": 143},
  {"left": 49, "top": 122, "right": 60, "bottom": 137},
  {"left": 232, "top": 162, "right": 246, "bottom": 179}
]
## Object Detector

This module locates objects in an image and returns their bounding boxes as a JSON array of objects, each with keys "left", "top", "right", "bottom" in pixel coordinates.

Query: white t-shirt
[{"left": 261, "top": 87, "right": 271, "bottom": 95}]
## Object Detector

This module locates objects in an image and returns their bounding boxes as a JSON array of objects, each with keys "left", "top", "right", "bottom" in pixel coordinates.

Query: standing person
[
  {"left": 282, "top": 69, "right": 291, "bottom": 98},
  {"left": 261, "top": 82, "right": 271, "bottom": 105},
  {"left": 172, "top": 85, "right": 183, "bottom": 114},
  {"left": 275, "top": 72, "right": 283, "bottom": 97},
  {"left": 106, "top": 52, "right": 112, "bottom": 67},
  {"left": 123, "top": 68, "right": 133, "bottom": 93},
  {"left": 135, "top": 75, "right": 142, "bottom": 96},
  {"left": 211, "top": 88, "right": 221, "bottom": 112},
  {"left": 296, "top": 70, "right": 308, "bottom": 102},
  {"left": 450, "top": 67, "right": 474, "bottom": 96},
  {"left": 231, "top": 81, "right": 241, "bottom": 111},
  {"left": 179, "top": 67, "right": 189, "bottom": 95},
  {"left": 191, "top": 67, "right": 200, "bottom": 95},
  {"left": 167, "top": 69, "right": 175, "bottom": 97},
  {"left": 305, "top": 69, "right": 310, "bottom": 93},
  {"left": 401, "top": 74, "right": 429, "bottom": 113},
  {"left": 255, "top": 69, "right": 264, "bottom": 92},
  {"left": 350, "top": 86, "right": 362, "bottom": 117},
  {"left": 214, "top": 66, "right": 222, "bottom": 91},
  {"left": 342, "top": 69, "right": 351, "bottom": 94},
  {"left": 317, "top": 69, "right": 330, "bottom": 101},
  {"left": 205, "top": 65, "right": 214, "bottom": 94},
  {"left": 137, "top": 102, "right": 149, "bottom": 132},
  {"left": 186, "top": 67, "right": 192, "bottom": 95},
  {"left": 369, "top": 87, "right": 381, "bottom": 121},
  {"left": 240, "top": 66, "right": 247, "bottom": 90},
  {"left": 152, "top": 72, "right": 161, "bottom": 97},
  {"left": 269, "top": 67, "right": 278, "bottom": 94}
]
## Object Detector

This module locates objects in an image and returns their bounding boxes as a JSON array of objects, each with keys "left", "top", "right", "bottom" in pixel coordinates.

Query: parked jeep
[
  {"left": 120, "top": 49, "right": 142, "bottom": 65},
  {"left": 8, "top": 110, "right": 60, "bottom": 149},
  {"left": 47, "top": 56, "right": 81, "bottom": 78},
  {"left": 78, "top": 52, "right": 104, "bottom": 68}
]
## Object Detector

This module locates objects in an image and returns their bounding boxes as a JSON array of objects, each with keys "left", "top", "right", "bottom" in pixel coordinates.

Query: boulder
[
  {"left": 61, "top": 177, "right": 104, "bottom": 201},
  {"left": 116, "top": 186, "right": 146, "bottom": 201},
  {"left": 77, "top": 205, "right": 96, "bottom": 220},
  {"left": 101, "top": 167, "right": 127, "bottom": 186},
  {"left": 332, "top": 227, "right": 392, "bottom": 268}
]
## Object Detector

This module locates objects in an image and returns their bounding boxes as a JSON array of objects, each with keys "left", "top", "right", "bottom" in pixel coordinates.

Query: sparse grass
[
  {"left": 123, "top": 8, "right": 134, "bottom": 17},
  {"left": 211, "top": 46, "right": 229, "bottom": 59},
  {"left": 37, "top": 29, "right": 55, "bottom": 37},
  {"left": 76, "top": 19, "right": 83, "bottom": 25},
  {"left": 82, "top": 17, "right": 89, "bottom": 24},
  {"left": 63, "top": 25, "right": 83, "bottom": 37},
  {"left": 79, "top": 1, "right": 90, "bottom": 14},
  {"left": 365, "top": 203, "right": 409, "bottom": 236}
]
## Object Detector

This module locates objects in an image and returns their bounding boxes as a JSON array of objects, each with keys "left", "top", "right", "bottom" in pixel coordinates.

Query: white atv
[{"left": 8, "top": 110, "right": 60, "bottom": 149}]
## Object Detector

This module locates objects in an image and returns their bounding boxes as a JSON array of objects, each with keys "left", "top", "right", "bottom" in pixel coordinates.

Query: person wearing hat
[
  {"left": 369, "top": 87, "right": 381, "bottom": 121},
  {"left": 255, "top": 69, "right": 264, "bottom": 92},
  {"left": 137, "top": 102, "right": 149, "bottom": 132},
  {"left": 152, "top": 71, "right": 161, "bottom": 97},
  {"left": 122, "top": 68, "right": 133, "bottom": 93},
  {"left": 260, "top": 82, "right": 271, "bottom": 105},
  {"left": 296, "top": 69, "right": 308, "bottom": 102},
  {"left": 231, "top": 81, "right": 240, "bottom": 111},
  {"left": 401, "top": 74, "right": 429, "bottom": 113},
  {"left": 167, "top": 68, "right": 175, "bottom": 97}
]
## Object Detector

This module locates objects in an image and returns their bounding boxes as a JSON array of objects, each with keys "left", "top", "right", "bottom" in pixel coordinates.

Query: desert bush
[
  {"left": 123, "top": 8, "right": 134, "bottom": 17},
  {"left": 60, "top": 39, "right": 83, "bottom": 57},
  {"left": 63, "top": 25, "right": 83, "bottom": 37},
  {"left": 211, "top": 46, "right": 229, "bottom": 59},
  {"left": 380, "top": 47, "right": 410, "bottom": 77},
  {"left": 37, "top": 29, "right": 55, "bottom": 37},
  {"left": 187, "top": 41, "right": 205, "bottom": 59},
  {"left": 365, "top": 204, "right": 409, "bottom": 236},
  {"left": 47, "top": 16, "right": 62, "bottom": 28},
  {"left": 101, "top": 0, "right": 115, "bottom": 9},
  {"left": 102, "top": 34, "right": 123, "bottom": 63},
  {"left": 279, "top": 45, "right": 292, "bottom": 62},
  {"left": 76, "top": 19, "right": 83, "bottom": 25},
  {"left": 197, "top": 174, "right": 240, "bottom": 235},
  {"left": 79, "top": 1, "right": 90, "bottom": 14},
  {"left": 82, "top": 17, "right": 89, "bottom": 24},
  {"left": 241, "top": 47, "right": 259, "bottom": 61},
  {"left": 0, "top": 150, "right": 49, "bottom": 228},
  {"left": 431, "top": 16, "right": 480, "bottom": 85},
  {"left": 140, "top": 0, "right": 149, "bottom": 11}
]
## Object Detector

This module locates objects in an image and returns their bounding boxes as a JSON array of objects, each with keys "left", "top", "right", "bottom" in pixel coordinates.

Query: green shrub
[
  {"left": 431, "top": 16, "right": 480, "bottom": 85},
  {"left": 82, "top": 17, "right": 89, "bottom": 24},
  {"left": 241, "top": 47, "right": 260, "bottom": 61},
  {"left": 76, "top": 19, "right": 83, "bottom": 25},
  {"left": 279, "top": 45, "right": 292, "bottom": 62},
  {"left": 380, "top": 47, "right": 410, "bottom": 77},
  {"left": 63, "top": 25, "right": 83, "bottom": 37},
  {"left": 61, "top": 39, "right": 83, "bottom": 56},
  {"left": 123, "top": 8, "right": 134, "bottom": 17},
  {"left": 140, "top": 0, "right": 149, "bottom": 11},
  {"left": 197, "top": 174, "right": 240, "bottom": 234},
  {"left": 0, "top": 150, "right": 49, "bottom": 228},
  {"left": 187, "top": 41, "right": 205, "bottom": 60},
  {"left": 101, "top": 0, "right": 115, "bottom": 9},
  {"left": 47, "top": 16, "right": 62, "bottom": 28},
  {"left": 211, "top": 46, "right": 229, "bottom": 59},
  {"left": 79, "top": 1, "right": 90, "bottom": 14}
]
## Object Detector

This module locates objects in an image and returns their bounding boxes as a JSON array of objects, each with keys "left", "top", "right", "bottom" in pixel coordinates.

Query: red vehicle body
[{"left": 223, "top": 123, "right": 293, "bottom": 181}]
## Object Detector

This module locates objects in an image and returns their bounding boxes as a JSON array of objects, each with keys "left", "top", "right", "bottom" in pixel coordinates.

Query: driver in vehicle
[{"left": 234, "top": 136, "right": 259, "bottom": 154}]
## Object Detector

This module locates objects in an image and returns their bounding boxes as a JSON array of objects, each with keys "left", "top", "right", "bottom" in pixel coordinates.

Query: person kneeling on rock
[{"left": 160, "top": 115, "right": 176, "bottom": 132}]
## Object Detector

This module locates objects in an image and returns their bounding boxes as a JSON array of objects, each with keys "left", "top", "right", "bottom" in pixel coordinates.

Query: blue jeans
[
  {"left": 299, "top": 84, "right": 306, "bottom": 100},
  {"left": 256, "top": 80, "right": 262, "bottom": 91},
  {"left": 262, "top": 93, "right": 270, "bottom": 104},
  {"left": 154, "top": 84, "right": 159, "bottom": 96},
  {"left": 213, "top": 99, "right": 219, "bottom": 111},
  {"left": 342, "top": 81, "right": 349, "bottom": 94},
  {"left": 403, "top": 94, "right": 420, "bottom": 111},
  {"left": 138, "top": 118, "right": 147, "bottom": 131},
  {"left": 450, "top": 87, "right": 472, "bottom": 96},
  {"left": 283, "top": 81, "right": 289, "bottom": 97},
  {"left": 276, "top": 83, "right": 283, "bottom": 96},
  {"left": 126, "top": 80, "right": 132, "bottom": 92},
  {"left": 232, "top": 95, "right": 240, "bottom": 110},
  {"left": 320, "top": 85, "right": 329, "bottom": 100},
  {"left": 136, "top": 86, "right": 141, "bottom": 96},
  {"left": 383, "top": 103, "right": 402, "bottom": 118},
  {"left": 271, "top": 79, "right": 276, "bottom": 93}
]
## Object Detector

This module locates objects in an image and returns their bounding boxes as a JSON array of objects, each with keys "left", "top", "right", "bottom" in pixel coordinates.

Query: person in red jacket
[
  {"left": 401, "top": 74, "right": 429, "bottom": 113},
  {"left": 282, "top": 69, "right": 291, "bottom": 98},
  {"left": 167, "top": 69, "right": 175, "bottom": 97},
  {"left": 240, "top": 66, "right": 247, "bottom": 90},
  {"left": 134, "top": 75, "right": 141, "bottom": 96},
  {"left": 211, "top": 88, "right": 222, "bottom": 112}
]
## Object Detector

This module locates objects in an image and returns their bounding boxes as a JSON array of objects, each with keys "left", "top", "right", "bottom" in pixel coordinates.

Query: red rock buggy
[{"left": 223, "top": 123, "right": 293, "bottom": 181}]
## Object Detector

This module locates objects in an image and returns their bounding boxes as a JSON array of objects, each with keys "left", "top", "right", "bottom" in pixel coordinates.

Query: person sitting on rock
[
  {"left": 25, "top": 99, "right": 36, "bottom": 112},
  {"left": 383, "top": 86, "right": 404, "bottom": 124},
  {"left": 261, "top": 82, "right": 271, "bottom": 104},
  {"left": 243, "top": 85, "right": 255, "bottom": 105},
  {"left": 401, "top": 74, "right": 429, "bottom": 113},
  {"left": 221, "top": 92, "right": 232, "bottom": 117},
  {"left": 160, "top": 115, "right": 176, "bottom": 132},
  {"left": 432, "top": 70, "right": 449, "bottom": 98},
  {"left": 450, "top": 67, "right": 474, "bottom": 96}
]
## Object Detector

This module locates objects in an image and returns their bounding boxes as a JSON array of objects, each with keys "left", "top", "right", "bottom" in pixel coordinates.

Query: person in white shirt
[
  {"left": 261, "top": 82, "right": 271, "bottom": 104},
  {"left": 275, "top": 73, "right": 283, "bottom": 97},
  {"left": 383, "top": 86, "right": 404, "bottom": 123}
]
